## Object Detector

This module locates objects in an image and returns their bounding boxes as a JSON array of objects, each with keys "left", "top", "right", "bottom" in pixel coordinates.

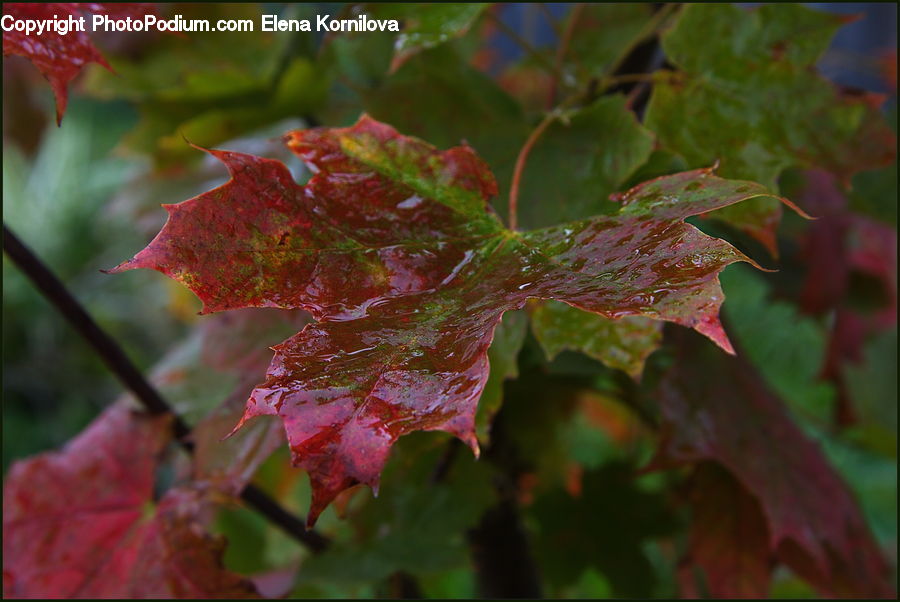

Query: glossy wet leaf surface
[
  {"left": 2, "top": 3, "right": 152, "bottom": 124},
  {"left": 112, "top": 116, "right": 780, "bottom": 524}
]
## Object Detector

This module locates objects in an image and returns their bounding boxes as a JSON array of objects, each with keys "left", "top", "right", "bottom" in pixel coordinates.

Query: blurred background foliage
[{"left": 3, "top": 3, "right": 896, "bottom": 598}]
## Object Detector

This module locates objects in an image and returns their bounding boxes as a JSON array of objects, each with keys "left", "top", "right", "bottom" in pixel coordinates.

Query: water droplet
[{"left": 397, "top": 195, "right": 424, "bottom": 209}]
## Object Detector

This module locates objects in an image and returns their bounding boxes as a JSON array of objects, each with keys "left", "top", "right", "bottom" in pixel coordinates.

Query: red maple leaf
[
  {"left": 2, "top": 403, "right": 258, "bottom": 598},
  {"left": 112, "top": 115, "right": 783, "bottom": 525},
  {"left": 654, "top": 331, "right": 893, "bottom": 598},
  {"left": 2, "top": 3, "right": 153, "bottom": 123}
]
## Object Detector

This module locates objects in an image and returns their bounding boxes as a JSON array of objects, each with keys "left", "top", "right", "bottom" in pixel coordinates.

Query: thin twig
[
  {"left": 486, "top": 10, "right": 559, "bottom": 76},
  {"left": 547, "top": 3, "right": 584, "bottom": 108},
  {"left": 508, "top": 113, "right": 556, "bottom": 231},
  {"left": 537, "top": 3, "right": 563, "bottom": 37},
  {"left": 507, "top": 89, "right": 588, "bottom": 230},
  {"left": 3, "top": 226, "right": 192, "bottom": 437},
  {"left": 2, "top": 223, "right": 330, "bottom": 552}
]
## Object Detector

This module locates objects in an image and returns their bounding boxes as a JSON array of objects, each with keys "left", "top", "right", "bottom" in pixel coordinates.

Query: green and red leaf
[
  {"left": 654, "top": 331, "right": 893, "bottom": 598},
  {"left": 646, "top": 3, "right": 896, "bottom": 255},
  {"left": 113, "top": 116, "right": 781, "bottom": 524},
  {"left": 2, "top": 403, "right": 257, "bottom": 599}
]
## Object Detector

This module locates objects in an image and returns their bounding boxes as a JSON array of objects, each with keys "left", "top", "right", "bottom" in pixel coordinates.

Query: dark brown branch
[
  {"left": 2, "top": 223, "right": 330, "bottom": 552},
  {"left": 241, "top": 485, "right": 330, "bottom": 553},
  {"left": 468, "top": 499, "right": 543, "bottom": 598},
  {"left": 466, "top": 377, "right": 546, "bottom": 598},
  {"left": 3, "top": 226, "right": 187, "bottom": 432}
]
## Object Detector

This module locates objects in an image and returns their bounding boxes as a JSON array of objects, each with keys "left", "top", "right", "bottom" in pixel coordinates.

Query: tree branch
[
  {"left": 2, "top": 223, "right": 330, "bottom": 552},
  {"left": 486, "top": 9, "right": 560, "bottom": 77},
  {"left": 537, "top": 3, "right": 562, "bottom": 37}
]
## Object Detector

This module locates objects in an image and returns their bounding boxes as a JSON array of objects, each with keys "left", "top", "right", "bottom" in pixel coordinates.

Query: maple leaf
[
  {"left": 794, "top": 169, "right": 897, "bottom": 423},
  {"left": 565, "top": 3, "right": 658, "bottom": 84},
  {"left": 2, "top": 3, "right": 152, "bottom": 124},
  {"left": 646, "top": 3, "right": 896, "bottom": 255},
  {"left": 2, "top": 403, "right": 258, "bottom": 599},
  {"left": 654, "top": 330, "right": 894, "bottom": 598},
  {"left": 112, "top": 115, "right": 782, "bottom": 525},
  {"left": 531, "top": 300, "right": 662, "bottom": 379}
]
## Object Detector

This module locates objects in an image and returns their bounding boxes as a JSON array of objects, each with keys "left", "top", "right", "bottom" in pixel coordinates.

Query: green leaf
[
  {"left": 517, "top": 96, "right": 655, "bottom": 229},
  {"left": 531, "top": 300, "right": 661, "bottom": 379},
  {"left": 530, "top": 461, "right": 677, "bottom": 596},
  {"left": 295, "top": 438, "right": 494, "bottom": 584},
  {"left": 476, "top": 309, "right": 527, "bottom": 443},
  {"left": 720, "top": 265, "right": 835, "bottom": 423},
  {"left": 646, "top": 4, "right": 896, "bottom": 253},
  {"left": 566, "top": 3, "right": 657, "bottom": 82},
  {"left": 370, "top": 3, "right": 489, "bottom": 70}
]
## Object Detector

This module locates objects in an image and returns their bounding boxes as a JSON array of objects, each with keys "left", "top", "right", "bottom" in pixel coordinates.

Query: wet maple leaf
[
  {"left": 1, "top": 3, "right": 152, "bottom": 124},
  {"left": 112, "top": 115, "right": 783, "bottom": 525},
  {"left": 2, "top": 403, "right": 258, "bottom": 599},
  {"left": 655, "top": 331, "right": 893, "bottom": 598}
]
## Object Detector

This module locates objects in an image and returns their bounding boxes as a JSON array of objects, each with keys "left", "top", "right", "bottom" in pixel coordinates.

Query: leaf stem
[
  {"left": 508, "top": 113, "right": 556, "bottom": 231},
  {"left": 537, "top": 3, "right": 563, "bottom": 37},
  {"left": 2, "top": 223, "right": 331, "bottom": 552},
  {"left": 508, "top": 90, "right": 586, "bottom": 230}
]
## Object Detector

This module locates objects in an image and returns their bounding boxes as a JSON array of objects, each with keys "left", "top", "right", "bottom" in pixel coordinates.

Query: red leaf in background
[
  {"left": 190, "top": 309, "right": 310, "bottom": 494},
  {"left": 112, "top": 116, "right": 783, "bottom": 525},
  {"left": 797, "top": 169, "right": 897, "bottom": 423},
  {"left": 2, "top": 403, "right": 258, "bottom": 599},
  {"left": 683, "top": 462, "right": 773, "bottom": 598},
  {"left": 1, "top": 3, "right": 153, "bottom": 123},
  {"left": 655, "top": 331, "right": 893, "bottom": 598}
]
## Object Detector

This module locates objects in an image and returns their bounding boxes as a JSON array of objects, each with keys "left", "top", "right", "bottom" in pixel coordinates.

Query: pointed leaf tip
[{"left": 113, "top": 116, "right": 780, "bottom": 521}]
